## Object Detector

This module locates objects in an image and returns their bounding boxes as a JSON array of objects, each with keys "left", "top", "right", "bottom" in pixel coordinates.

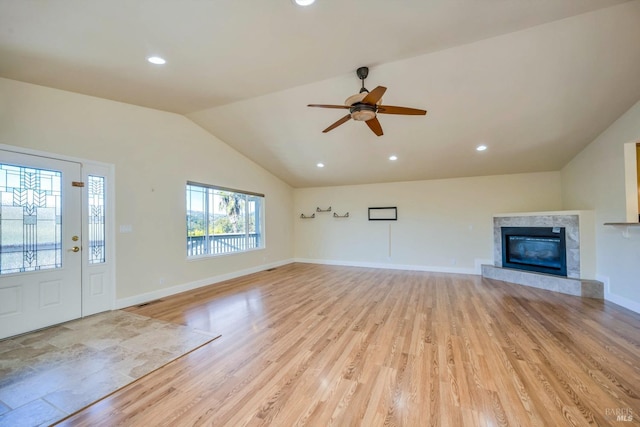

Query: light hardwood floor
[{"left": 57, "top": 263, "right": 639, "bottom": 426}]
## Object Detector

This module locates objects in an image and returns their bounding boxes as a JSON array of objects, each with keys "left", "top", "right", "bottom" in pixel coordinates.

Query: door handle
[{"left": 70, "top": 246, "right": 80, "bottom": 253}]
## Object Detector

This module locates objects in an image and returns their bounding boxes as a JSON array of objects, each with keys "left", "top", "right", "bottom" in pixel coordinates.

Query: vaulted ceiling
[{"left": 2, "top": 0, "right": 640, "bottom": 187}]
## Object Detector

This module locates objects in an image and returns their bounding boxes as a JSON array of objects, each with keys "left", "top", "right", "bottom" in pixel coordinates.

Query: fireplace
[
  {"left": 501, "top": 227, "right": 567, "bottom": 277},
  {"left": 483, "top": 212, "right": 601, "bottom": 299}
]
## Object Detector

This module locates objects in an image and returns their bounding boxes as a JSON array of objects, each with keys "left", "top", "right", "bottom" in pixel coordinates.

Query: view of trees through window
[{"left": 186, "top": 183, "right": 263, "bottom": 257}]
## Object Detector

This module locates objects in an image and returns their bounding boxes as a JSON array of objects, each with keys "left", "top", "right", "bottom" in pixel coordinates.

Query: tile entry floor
[{"left": 0, "top": 310, "right": 218, "bottom": 427}]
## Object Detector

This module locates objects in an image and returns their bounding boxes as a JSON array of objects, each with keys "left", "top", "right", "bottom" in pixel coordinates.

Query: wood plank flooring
[{"left": 57, "top": 263, "right": 639, "bottom": 426}]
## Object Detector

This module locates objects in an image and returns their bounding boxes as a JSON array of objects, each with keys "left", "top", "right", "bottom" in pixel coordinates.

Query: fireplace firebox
[{"left": 501, "top": 227, "right": 567, "bottom": 277}]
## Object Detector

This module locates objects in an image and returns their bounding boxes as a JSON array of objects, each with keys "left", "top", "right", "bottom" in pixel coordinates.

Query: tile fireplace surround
[{"left": 481, "top": 211, "right": 604, "bottom": 299}]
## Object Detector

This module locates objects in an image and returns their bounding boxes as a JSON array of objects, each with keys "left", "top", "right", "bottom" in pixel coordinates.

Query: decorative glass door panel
[{"left": 0, "top": 165, "right": 63, "bottom": 274}]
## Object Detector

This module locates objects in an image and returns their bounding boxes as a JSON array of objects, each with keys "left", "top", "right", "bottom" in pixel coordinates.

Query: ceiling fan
[{"left": 308, "top": 66, "right": 427, "bottom": 136}]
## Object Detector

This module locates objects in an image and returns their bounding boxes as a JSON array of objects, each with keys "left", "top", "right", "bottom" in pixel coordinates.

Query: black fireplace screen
[{"left": 501, "top": 227, "right": 567, "bottom": 277}]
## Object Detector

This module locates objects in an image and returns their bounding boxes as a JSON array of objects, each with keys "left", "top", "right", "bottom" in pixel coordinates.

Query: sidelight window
[{"left": 87, "top": 175, "right": 106, "bottom": 264}]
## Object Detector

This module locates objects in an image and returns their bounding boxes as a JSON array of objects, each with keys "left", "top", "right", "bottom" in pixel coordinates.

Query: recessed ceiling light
[
  {"left": 293, "top": 0, "right": 315, "bottom": 5},
  {"left": 389, "top": 155, "right": 398, "bottom": 161},
  {"left": 316, "top": 162, "right": 325, "bottom": 168},
  {"left": 476, "top": 145, "right": 487, "bottom": 152},
  {"left": 147, "top": 56, "right": 166, "bottom": 65}
]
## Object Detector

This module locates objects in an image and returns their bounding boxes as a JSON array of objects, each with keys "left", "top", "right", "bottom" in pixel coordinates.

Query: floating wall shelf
[{"left": 604, "top": 222, "right": 640, "bottom": 238}]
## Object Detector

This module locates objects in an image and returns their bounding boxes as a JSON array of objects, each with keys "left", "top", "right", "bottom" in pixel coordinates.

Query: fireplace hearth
[{"left": 501, "top": 227, "right": 567, "bottom": 277}]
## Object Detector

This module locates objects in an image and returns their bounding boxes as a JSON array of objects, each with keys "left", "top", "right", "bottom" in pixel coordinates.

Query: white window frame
[{"left": 186, "top": 182, "right": 265, "bottom": 258}]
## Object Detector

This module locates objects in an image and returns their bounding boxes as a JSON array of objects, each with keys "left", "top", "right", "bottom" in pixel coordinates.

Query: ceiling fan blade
[
  {"left": 323, "top": 114, "right": 352, "bottom": 133},
  {"left": 377, "top": 105, "right": 427, "bottom": 115},
  {"left": 308, "top": 104, "right": 350, "bottom": 109},
  {"left": 366, "top": 117, "right": 383, "bottom": 136},
  {"left": 362, "top": 86, "right": 387, "bottom": 105}
]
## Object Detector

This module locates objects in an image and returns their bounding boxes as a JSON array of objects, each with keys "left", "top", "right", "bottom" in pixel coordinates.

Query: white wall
[
  {"left": 4, "top": 75, "right": 636, "bottom": 313},
  {"left": 0, "top": 78, "right": 294, "bottom": 305},
  {"left": 562, "top": 100, "right": 640, "bottom": 312},
  {"left": 294, "top": 172, "right": 563, "bottom": 273}
]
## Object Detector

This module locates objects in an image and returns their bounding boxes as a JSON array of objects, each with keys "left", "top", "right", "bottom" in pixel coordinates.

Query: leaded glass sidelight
[
  {"left": 87, "top": 175, "right": 105, "bottom": 264},
  {"left": 0, "top": 164, "right": 62, "bottom": 274}
]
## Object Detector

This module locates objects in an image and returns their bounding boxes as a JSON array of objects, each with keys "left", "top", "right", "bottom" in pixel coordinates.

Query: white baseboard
[
  {"left": 115, "top": 258, "right": 294, "bottom": 309},
  {"left": 293, "top": 258, "right": 477, "bottom": 275},
  {"left": 599, "top": 275, "right": 640, "bottom": 314},
  {"left": 605, "top": 292, "right": 640, "bottom": 314}
]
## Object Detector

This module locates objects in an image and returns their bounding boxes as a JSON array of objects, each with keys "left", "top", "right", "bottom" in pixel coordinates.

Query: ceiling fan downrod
[{"left": 357, "top": 66, "right": 369, "bottom": 93}]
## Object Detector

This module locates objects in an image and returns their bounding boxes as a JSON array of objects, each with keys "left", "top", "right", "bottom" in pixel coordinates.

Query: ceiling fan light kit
[
  {"left": 351, "top": 105, "right": 376, "bottom": 122},
  {"left": 308, "top": 66, "right": 427, "bottom": 136},
  {"left": 344, "top": 92, "right": 368, "bottom": 106}
]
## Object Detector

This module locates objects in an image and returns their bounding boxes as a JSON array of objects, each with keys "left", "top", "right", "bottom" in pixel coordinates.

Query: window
[
  {"left": 87, "top": 175, "right": 106, "bottom": 264},
  {"left": 623, "top": 142, "right": 640, "bottom": 222},
  {"left": 636, "top": 143, "right": 639, "bottom": 219},
  {"left": 186, "top": 183, "right": 264, "bottom": 257}
]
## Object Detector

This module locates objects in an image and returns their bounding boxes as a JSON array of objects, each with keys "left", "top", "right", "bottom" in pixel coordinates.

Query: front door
[{"left": 0, "top": 150, "right": 82, "bottom": 339}]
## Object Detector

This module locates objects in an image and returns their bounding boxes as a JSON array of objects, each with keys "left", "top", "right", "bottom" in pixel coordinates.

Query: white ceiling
[{"left": 2, "top": 0, "right": 640, "bottom": 188}]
